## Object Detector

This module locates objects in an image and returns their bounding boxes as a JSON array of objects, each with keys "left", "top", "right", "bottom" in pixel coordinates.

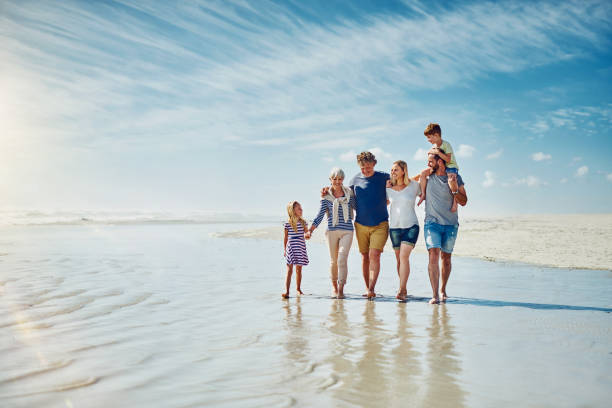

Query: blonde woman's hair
[
  {"left": 287, "top": 201, "right": 307, "bottom": 233},
  {"left": 391, "top": 160, "right": 411, "bottom": 186}
]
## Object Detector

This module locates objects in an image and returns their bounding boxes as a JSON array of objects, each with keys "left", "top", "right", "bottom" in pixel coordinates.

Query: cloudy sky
[{"left": 1, "top": 0, "right": 611, "bottom": 217}]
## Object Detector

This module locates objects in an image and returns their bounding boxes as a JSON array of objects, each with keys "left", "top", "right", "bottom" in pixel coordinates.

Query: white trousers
[{"left": 325, "top": 229, "right": 353, "bottom": 285}]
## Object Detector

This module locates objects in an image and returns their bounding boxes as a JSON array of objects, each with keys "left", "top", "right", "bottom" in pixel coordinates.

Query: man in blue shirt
[{"left": 349, "top": 152, "right": 390, "bottom": 298}]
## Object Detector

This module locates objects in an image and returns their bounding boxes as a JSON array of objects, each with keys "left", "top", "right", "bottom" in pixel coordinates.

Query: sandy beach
[
  {"left": 216, "top": 214, "right": 612, "bottom": 271},
  {"left": 1, "top": 222, "right": 611, "bottom": 407}
]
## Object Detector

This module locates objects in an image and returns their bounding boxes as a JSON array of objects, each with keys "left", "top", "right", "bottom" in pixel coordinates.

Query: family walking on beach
[{"left": 283, "top": 123, "right": 468, "bottom": 304}]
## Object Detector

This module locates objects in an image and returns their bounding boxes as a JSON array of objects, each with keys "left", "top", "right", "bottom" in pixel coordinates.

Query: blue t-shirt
[{"left": 349, "top": 171, "right": 390, "bottom": 226}]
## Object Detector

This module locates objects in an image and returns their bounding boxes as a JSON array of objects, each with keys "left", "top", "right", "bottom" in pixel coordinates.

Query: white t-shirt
[{"left": 386, "top": 182, "right": 420, "bottom": 229}]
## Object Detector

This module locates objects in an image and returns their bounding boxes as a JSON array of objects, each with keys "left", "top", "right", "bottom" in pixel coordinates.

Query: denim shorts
[
  {"left": 389, "top": 224, "right": 419, "bottom": 249},
  {"left": 446, "top": 167, "right": 459, "bottom": 175},
  {"left": 424, "top": 221, "right": 458, "bottom": 253}
]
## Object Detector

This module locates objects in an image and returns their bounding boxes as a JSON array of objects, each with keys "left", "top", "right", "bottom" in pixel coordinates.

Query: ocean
[{"left": 1, "top": 221, "right": 611, "bottom": 407}]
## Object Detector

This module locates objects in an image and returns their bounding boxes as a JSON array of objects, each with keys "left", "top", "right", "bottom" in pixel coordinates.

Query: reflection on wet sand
[
  {"left": 355, "top": 301, "right": 391, "bottom": 406},
  {"left": 325, "top": 299, "right": 354, "bottom": 380},
  {"left": 423, "top": 305, "right": 466, "bottom": 407},
  {"left": 282, "top": 298, "right": 309, "bottom": 363},
  {"left": 389, "top": 304, "right": 422, "bottom": 405},
  {"left": 323, "top": 300, "right": 390, "bottom": 407}
]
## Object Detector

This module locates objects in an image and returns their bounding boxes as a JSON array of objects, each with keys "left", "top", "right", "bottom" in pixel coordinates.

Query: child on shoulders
[{"left": 417, "top": 123, "right": 461, "bottom": 212}]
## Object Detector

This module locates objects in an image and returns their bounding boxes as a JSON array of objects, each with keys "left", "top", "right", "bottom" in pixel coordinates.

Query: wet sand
[
  {"left": 217, "top": 214, "right": 612, "bottom": 271},
  {"left": 1, "top": 223, "right": 610, "bottom": 407}
]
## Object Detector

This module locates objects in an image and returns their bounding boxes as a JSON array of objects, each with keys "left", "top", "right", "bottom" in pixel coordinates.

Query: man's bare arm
[{"left": 455, "top": 185, "right": 467, "bottom": 206}]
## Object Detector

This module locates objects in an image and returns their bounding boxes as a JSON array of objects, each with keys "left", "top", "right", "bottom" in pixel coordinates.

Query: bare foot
[
  {"left": 337, "top": 292, "right": 345, "bottom": 299},
  {"left": 367, "top": 290, "right": 376, "bottom": 299},
  {"left": 282, "top": 293, "right": 289, "bottom": 299},
  {"left": 429, "top": 297, "right": 439, "bottom": 304},
  {"left": 332, "top": 290, "right": 338, "bottom": 298},
  {"left": 362, "top": 292, "right": 369, "bottom": 297},
  {"left": 296, "top": 289, "right": 304, "bottom": 296},
  {"left": 440, "top": 291, "right": 448, "bottom": 301},
  {"left": 396, "top": 292, "right": 406, "bottom": 301}
]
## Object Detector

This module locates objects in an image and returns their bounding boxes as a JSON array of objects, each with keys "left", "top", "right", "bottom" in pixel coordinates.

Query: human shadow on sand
[
  {"left": 445, "top": 297, "right": 612, "bottom": 313},
  {"left": 305, "top": 294, "right": 612, "bottom": 313}
]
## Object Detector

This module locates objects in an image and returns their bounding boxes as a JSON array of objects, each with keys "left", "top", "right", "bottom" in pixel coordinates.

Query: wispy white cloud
[
  {"left": 455, "top": 144, "right": 475, "bottom": 158},
  {"left": 526, "top": 104, "right": 612, "bottom": 135},
  {"left": 369, "top": 147, "right": 393, "bottom": 161},
  {"left": 575, "top": 165, "right": 589, "bottom": 177},
  {"left": 413, "top": 148, "right": 428, "bottom": 161},
  {"left": 606, "top": 173, "right": 612, "bottom": 182},
  {"left": 483, "top": 171, "right": 496, "bottom": 188},
  {"left": 560, "top": 178, "right": 568, "bottom": 183},
  {"left": 340, "top": 151, "right": 357, "bottom": 162},
  {"left": 532, "top": 152, "right": 552, "bottom": 161},
  {"left": 486, "top": 149, "right": 503, "bottom": 160},
  {"left": 514, "top": 176, "right": 547, "bottom": 188}
]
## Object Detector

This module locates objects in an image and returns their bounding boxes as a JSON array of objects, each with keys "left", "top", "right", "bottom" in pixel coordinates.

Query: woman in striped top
[{"left": 309, "top": 167, "right": 355, "bottom": 299}]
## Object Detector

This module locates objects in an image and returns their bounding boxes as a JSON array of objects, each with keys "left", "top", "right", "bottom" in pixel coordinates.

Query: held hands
[
  {"left": 305, "top": 231, "right": 311, "bottom": 240},
  {"left": 417, "top": 194, "right": 425, "bottom": 206}
]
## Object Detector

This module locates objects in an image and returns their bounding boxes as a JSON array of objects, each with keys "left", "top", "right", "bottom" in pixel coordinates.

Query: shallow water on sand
[{"left": 1, "top": 224, "right": 611, "bottom": 407}]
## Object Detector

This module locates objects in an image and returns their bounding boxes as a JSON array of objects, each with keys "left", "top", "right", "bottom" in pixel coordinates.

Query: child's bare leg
[
  {"left": 282, "top": 264, "right": 293, "bottom": 298},
  {"left": 331, "top": 280, "right": 338, "bottom": 297},
  {"left": 296, "top": 265, "right": 303, "bottom": 295},
  {"left": 448, "top": 173, "right": 458, "bottom": 212}
]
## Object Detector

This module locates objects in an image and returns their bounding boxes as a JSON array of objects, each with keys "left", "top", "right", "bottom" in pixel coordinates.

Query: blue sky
[{"left": 1, "top": 0, "right": 611, "bottom": 217}]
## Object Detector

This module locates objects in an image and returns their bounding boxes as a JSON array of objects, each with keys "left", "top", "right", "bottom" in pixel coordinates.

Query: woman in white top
[{"left": 386, "top": 160, "right": 422, "bottom": 301}]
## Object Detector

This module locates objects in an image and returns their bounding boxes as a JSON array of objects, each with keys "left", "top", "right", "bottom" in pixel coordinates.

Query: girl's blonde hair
[
  {"left": 287, "top": 201, "right": 307, "bottom": 233},
  {"left": 391, "top": 160, "right": 411, "bottom": 186}
]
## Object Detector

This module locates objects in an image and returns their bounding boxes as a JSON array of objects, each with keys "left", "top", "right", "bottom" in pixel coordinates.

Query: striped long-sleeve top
[{"left": 311, "top": 194, "right": 356, "bottom": 231}]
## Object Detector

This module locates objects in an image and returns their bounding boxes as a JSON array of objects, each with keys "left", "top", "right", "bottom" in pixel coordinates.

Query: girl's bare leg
[
  {"left": 296, "top": 265, "right": 303, "bottom": 295},
  {"left": 282, "top": 264, "right": 293, "bottom": 298}
]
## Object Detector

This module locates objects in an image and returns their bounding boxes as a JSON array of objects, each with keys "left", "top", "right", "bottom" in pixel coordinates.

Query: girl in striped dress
[
  {"left": 282, "top": 201, "right": 309, "bottom": 299},
  {"left": 308, "top": 167, "right": 355, "bottom": 299}
]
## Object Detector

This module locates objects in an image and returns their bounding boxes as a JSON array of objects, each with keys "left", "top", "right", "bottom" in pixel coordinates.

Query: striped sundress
[{"left": 284, "top": 222, "right": 309, "bottom": 266}]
